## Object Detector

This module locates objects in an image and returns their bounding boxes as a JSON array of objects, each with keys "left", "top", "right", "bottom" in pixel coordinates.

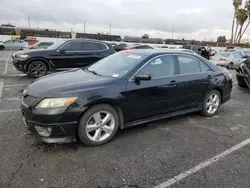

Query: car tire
[
  {"left": 227, "top": 62, "right": 233, "bottom": 69},
  {"left": 78, "top": 104, "right": 120, "bottom": 146},
  {"left": 27, "top": 61, "right": 48, "bottom": 78},
  {"left": 201, "top": 90, "right": 221, "bottom": 117},
  {"left": 238, "top": 81, "right": 248, "bottom": 88},
  {"left": 0, "top": 45, "right": 5, "bottom": 50}
]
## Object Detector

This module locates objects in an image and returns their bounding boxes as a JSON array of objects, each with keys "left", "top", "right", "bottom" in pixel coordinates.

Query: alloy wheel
[
  {"left": 30, "top": 63, "right": 46, "bottom": 77},
  {"left": 206, "top": 93, "right": 220, "bottom": 115},
  {"left": 85, "top": 111, "right": 115, "bottom": 142}
]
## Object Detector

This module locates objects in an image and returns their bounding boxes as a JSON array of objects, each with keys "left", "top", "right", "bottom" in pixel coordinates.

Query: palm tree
[
  {"left": 231, "top": 0, "right": 242, "bottom": 44},
  {"left": 235, "top": 8, "right": 248, "bottom": 44},
  {"left": 238, "top": 0, "right": 250, "bottom": 43}
]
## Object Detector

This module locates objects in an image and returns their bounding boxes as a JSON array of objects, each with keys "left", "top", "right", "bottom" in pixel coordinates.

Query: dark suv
[{"left": 12, "top": 39, "right": 115, "bottom": 78}]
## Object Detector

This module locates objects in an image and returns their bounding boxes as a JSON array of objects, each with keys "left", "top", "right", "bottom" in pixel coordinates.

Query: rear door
[
  {"left": 76, "top": 41, "right": 109, "bottom": 67},
  {"left": 174, "top": 54, "right": 213, "bottom": 110}
]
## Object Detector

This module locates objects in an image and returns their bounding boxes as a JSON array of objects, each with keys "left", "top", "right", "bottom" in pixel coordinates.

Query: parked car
[
  {"left": 113, "top": 44, "right": 153, "bottom": 52},
  {"left": 12, "top": 39, "right": 116, "bottom": 78},
  {"left": 24, "top": 39, "right": 39, "bottom": 46},
  {"left": 182, "top": 45, "right": 201, "bottom": 55},
  {"left": 0, "top": 40, "right": 28, "bottom": 50},
  {"left": 21, "top": 50, "right": 232, "bottom": 145},
  {"left": 209, "top": 51, "right": 246, "bottom": 69},
  {"left": 235, "top": 58, "right": 250, "bottom": 88},
  {"left": 225, "top": 46, "right": 243, "bottom": 52},
  {"left": 27, "top": 41, "right": 54, "bottom": 49}
]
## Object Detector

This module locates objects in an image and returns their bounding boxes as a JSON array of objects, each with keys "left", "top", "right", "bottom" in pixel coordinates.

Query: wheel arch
[
  {"left": 80, "top": 98, "right": 124, "bottom": 129},
  {"left": 26, "top": 57, "right": 52, "bottom": 72},
  {"left": 212, "top": 87, "right": 223, "bottom": 103}
]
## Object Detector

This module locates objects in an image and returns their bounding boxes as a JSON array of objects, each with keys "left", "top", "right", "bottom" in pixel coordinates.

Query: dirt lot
[{"left": 0, "top": 50, "right": 250, "bottom": 188}]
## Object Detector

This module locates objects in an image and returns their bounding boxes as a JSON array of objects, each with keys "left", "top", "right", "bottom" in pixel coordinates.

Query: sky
[{"left": 0, "top": 0, "right": 247, "bottom": 41}]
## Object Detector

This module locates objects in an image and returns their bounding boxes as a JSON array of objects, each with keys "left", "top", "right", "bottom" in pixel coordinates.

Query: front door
[
  {"left": 50, "top": 40, "right": 83, "bottom": 69},
  {"left": 124, "top": 55, "right": 179, "bottom": 122}
]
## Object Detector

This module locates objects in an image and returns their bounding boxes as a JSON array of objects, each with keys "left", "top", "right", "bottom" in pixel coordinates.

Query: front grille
[{"left": 23, "top": 95, "right": 38, "bottom": 107}]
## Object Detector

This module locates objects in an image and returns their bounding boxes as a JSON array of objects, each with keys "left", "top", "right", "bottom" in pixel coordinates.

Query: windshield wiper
[{"left": 85, "top": 68, "right": 102, "bottom": 76}]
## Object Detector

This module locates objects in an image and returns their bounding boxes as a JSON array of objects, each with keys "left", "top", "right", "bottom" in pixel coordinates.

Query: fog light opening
[{"left": 34, "top": 126, "right": 52, "bottom": 137}]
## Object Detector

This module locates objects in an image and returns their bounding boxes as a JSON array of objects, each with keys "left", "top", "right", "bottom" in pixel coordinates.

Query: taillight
[
  {"left": 126, "top": 47, "right": 136, "bottom": 50},
  {"left": 219, "top": 58, "right": 226, "bottom": 61},
  {"left": 227, "top": 73, "right": 232, "bottom": 81}
]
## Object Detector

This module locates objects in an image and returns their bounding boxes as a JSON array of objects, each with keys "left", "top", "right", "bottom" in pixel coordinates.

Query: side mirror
[
  {"left": 58, "top": 49, "right": 66, "bottom": 53},
  {"left": 134, "top": 74, "right": 151, "bottom": 81}
]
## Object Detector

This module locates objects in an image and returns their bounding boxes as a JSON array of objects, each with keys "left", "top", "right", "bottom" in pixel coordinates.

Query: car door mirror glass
[{"left": 134, "top": 74, "right": 151, "bottom": 81}]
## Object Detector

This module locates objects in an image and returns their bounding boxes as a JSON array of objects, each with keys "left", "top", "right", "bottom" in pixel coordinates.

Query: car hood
[
  {"left": 14, "top": 49, "right": 52, "bottom": 55},
  {"left": 27, "top": 69, "right": 114, "bottom": 97}
]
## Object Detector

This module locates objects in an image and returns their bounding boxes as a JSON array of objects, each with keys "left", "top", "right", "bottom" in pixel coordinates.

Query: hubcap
[
  {"left": 31, "top": 63, "right": 46, "bottom": 77},
  {"left": 206, "top": 93, "right": 220, "bottom": 114},
  {"left": 86, "top": 111, "right": 115, "bottom": 142}
]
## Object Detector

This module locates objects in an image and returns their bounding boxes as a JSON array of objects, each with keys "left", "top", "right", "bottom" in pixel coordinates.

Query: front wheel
[
  {"left": 27, "top": 61, "right": 48, "bottom": 78},
  {"left": 78, "top": 104, "right": 119, "bottom": 146},
  {"left": 201, "top": 90, "right": 221, "bottom": 117}
]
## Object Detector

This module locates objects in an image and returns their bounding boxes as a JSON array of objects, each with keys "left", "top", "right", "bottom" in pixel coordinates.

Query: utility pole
[
  {"left": 172, "top": 28, "right": 174, "bottom": 39},
  {"left": 28, "top": 16, "right": 31, "bottom": 28},
  {"left": 109, "top": 24, "right": 111, "bottom": 35},
  {"left": 84, "top": 22, "right": 86, "bottom": 33}
]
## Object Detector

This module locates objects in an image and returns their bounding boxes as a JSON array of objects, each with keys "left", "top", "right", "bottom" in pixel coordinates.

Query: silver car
[
  {"left": 1, "top": 40, "right": 29, "bottom": 50},
  {"left": 209, "top": 51, "right": 246, "bottom": 69}
]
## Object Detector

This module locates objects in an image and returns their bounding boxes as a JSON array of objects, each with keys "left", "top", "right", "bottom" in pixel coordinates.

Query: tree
[
  {"left": 238, "top": 0, "right": 250, "bottom": 43},
  {"left": 142, "top": 34, "right": 149, "bottom": 39},
  {"left": 217, "top": 36, "right": 226, "bottom": 42},
  {"left": 231, "top": 0, "right": 242, "bottom": 44},
  {"left": 235, "top": 8, "right": 248, "bottom": 44}
]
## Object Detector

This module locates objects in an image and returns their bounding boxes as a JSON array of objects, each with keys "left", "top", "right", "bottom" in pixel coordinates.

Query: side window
[
  {"left": 136, "top": 45, "right": 153, "bottom": 49},
  {"left": 177, "top": 55, "right": 201, "bottom": 74},
  {"left": 39, "top": 42, "right": 50, "bottom": 46},
  {"left": 137, "top": 55, "right": 175, "bottom": 78},
  {"left": 82, "top": 42, "right": 107, "bottom": 51},
  {"left": 60, "top": 41, "right": 82, "bottom": 51},
  {"left": 200, "top": 61, "right": 211, "bottom": 72}
]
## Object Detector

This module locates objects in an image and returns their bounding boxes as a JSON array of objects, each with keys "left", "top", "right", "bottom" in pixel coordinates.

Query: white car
[{"left": 209, "top": 51, "right": 246, "bottom": 69}]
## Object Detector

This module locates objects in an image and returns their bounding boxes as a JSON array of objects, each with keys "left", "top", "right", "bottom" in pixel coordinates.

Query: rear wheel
[
  {"left": 0, "top": 45, "right": 5, "bottom": 50},
  {"left": 238, "top": 81, "right": 248, "bottom": 88},
  {"left": 78, "top": 104, "right": 119, "bottom": 146},
  {"left": 201, "top": 90, "right": 221, "bottom": 117},
  {"left": 227, "top": 62, "right": 233, "bottom": 69},
  {"left": 27, "top": 61, "right": 48, "bottom": 78}
]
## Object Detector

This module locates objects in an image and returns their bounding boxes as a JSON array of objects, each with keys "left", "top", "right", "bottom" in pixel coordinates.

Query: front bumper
[
  {"left": 12, "top": 56, "right": 28, "bottom": 72},
  {"left": 20, "top": 101, "right": 81, "bottom": 143}
]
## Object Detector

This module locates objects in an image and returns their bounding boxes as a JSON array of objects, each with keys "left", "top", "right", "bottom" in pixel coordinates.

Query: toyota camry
[{"left": 21, "top": 50, "right": 233, "bottom": 146}]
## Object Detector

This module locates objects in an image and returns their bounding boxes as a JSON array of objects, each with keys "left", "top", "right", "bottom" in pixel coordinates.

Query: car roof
[
  {"left": 68, "top": 38, "right": 111, "bottom": 44},
  {"left": 124, "top": 49, "right": 198, "bottom": 56}
]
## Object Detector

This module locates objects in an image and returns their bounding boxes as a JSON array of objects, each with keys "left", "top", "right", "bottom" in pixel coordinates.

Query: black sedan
[
  {"left": 21, "top": 50, "right": 233, "bottom": 146},
  {"left": 12, "top": 39, "right": 115, "bottom": 78}
]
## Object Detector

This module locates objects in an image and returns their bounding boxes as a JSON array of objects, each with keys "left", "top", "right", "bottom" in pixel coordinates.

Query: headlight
[
  {"left": 35, "top": 97, "right": 77, "bottom": 109},
  {"left": 17, "top": 54, "right": 29, "bottom": 59}
]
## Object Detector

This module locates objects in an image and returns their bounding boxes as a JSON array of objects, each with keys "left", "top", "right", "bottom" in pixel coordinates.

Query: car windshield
[
  {"left": 215, "top": 52, "right": 230, "bottom": 57},
  {"left": 86, "top": 51, "right": 148, "bottom": 78},
  {"left": 47, "top": 40, "right": 66, "bottom": 50}
]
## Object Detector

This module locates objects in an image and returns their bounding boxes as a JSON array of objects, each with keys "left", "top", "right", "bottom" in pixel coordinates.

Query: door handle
[
  {"left": 207, "top": 75, "right": 212, "bottom": 79},
  {"left": 169, "top": 80, "right": 177, "bottom": 85}
]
